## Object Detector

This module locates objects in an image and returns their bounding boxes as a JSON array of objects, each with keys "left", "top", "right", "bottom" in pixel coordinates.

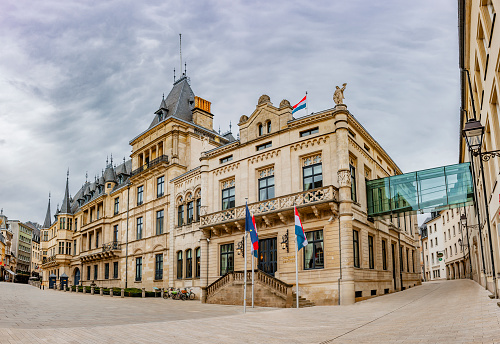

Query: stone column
[
  {"left": 200, "top": 235, "right": 209, "bottom": 303},
  {"left": 142, "top": 288, "right": 145, "bottom": 298},
  {"left": 335, "top": 106, "right": 355, "bottom": 305}
]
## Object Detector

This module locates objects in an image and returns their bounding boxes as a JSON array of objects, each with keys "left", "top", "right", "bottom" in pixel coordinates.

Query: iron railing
[
  {"left": 102, "top": 241, "right": 121, "bottom": 252},
  {"left": 131, "top": 155, "right": 169, "bottom": 176}
]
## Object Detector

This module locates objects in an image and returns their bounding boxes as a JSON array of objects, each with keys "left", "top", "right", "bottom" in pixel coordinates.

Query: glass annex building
[{"left": 366, "top": 163, "right": 474, "bottom": 217}]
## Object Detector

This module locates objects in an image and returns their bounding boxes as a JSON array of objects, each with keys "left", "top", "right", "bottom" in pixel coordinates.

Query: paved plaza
[{"left": 1, "top": 279, "right": 500, "bottom": 343}]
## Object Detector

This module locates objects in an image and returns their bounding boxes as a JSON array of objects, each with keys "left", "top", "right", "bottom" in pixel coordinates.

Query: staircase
[
  {"left": 293, "top": 292, "right": 315, "bottom": 308},
  {"left": 203, "top": 269, "right": 314, "bottom": 308}
]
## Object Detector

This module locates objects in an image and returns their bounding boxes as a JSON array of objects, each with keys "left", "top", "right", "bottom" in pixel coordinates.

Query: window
[
  {"left": 368, "top": 235, "right": 374, "bottom": 269},
  {"left": 256, "top": 142, "right": 272, "bottom": 151},
  {"left": 136, "top": 217, "right": 143, "bottom": 240},
  {"left": 75, "top": 219, "right": 78, "bottom": 231},
  {"left": 222, "top": 180, "right": 235, "bottom": 210},
  {"left": 454, "top": 244, "right": 457, "bottom": 254},
  {"left": 66, "top": 242, "right": 71, "bottom": 255},
  {"left": 220, "top": 243, "right": 234, "bottom": 276},
  {"left": 73, "top": 240, "right": 77, "bottom": 255},
  {"left": 156, "top": 210, "right": 164, "bottom": 235},
  {"left": 187, "top": 201, "right": 194, "bottom": 224},
  {"left": 186, "top": 249, "right": 193, "bottom": 278},
  {"left": 453, "top": 225, "right": 455, "bottom": 236},
  {"left": 258, "top": 167, "right": 275, "bottom": 201},
  {"left": 114, "top": 198, "right": 119, "bottom": 215},
  {"left": 137, "top": 186, "right": 144, "bottom": 205},
  {"left": 303, "top": 158, "right": 322, "bottom": 191},
  {"left": 96, "top": 232, "right": 99, "bottom": 248},
  {"left": 448, "top": 229, "right": 451, "bottom": 239},
  {"left": 135, "top": 257, "right": 142, "bottom": 281},
  {"left": 400, "top": 247, "right": 403, "bottom": 272},
  {"left": 406, "top": 248, "right": 409, "bottom": 272},
  {"left": 304, "top": 230, "right": 324, "bottom": 270},
  {"left": 258, "top": 124, "right": 264, "bottom": 136},
  {"left": 382, "top": 240, "right": 387, "bottom": 270},
  {"left": 196, "top": 198, "right": 201, "bottom": 222},
  {"left": 59, "top": 242, "right": 64, "bottom": 254},
  {"left": 431, "top": 240, "right": 433, "bottom": 248},
  {"left": 105, "top": 263, "right": 109, "bottom": 279},
  {"left": 300, "top": 127, "right": 319, "bottom": 137},
  {"left": 267, "top": 121, "right": 271, "bottom": 133},
  {"left": 350, "top": 162, "right": 357, "bottom": 202},
  {"left": 94, "top": 265, "right": 98, "bottom": 280},
  {"left": 113, "top": 262, "right": 118, "bottom": 279},
  {"left": 220, "top": 155, "right": 233, "bottom": 164},
  {"left": 353, "top": 230, "right": 360, "bottom": 268},
  {"left": 196, "top": 247, "right": 201, "bottom": 278},
  {"left": 444, "top": 233, "right": 447, "bottom": 242},
  {"left": 87, "top": 266, "right": 91, "bottom": 280},
  {"left": 155, "top": 254, "right": 163, "bottom": 280},
  {"left": 178, "top": 205, "right": 184, "bottom": 226},
  {"left": 177, "top": 251, "right": 183, "bottom": 279},
  {"left": 157, "top": 176, "right": 164, "bottom": 197},
  {"left": 113, "top": 225, "right": 118, "bottom": 242},
  {"left": 435, "top": 238, "right": 438, "bottom": 245}
]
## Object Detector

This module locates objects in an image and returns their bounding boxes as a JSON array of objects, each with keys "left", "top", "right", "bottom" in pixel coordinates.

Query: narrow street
[{"left": 1, "top": 279, "right": 499, "bottom": 343}]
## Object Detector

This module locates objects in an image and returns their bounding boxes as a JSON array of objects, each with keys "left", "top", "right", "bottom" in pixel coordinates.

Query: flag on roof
[
  {"left": 292, "top": 95, "right": 307, "bottom": 114},
  {"left": 245, "top": 204, "right": 259, "bottom": 258},
  {"left": 294, "top": 206, "right": 308, "bottom": 251}
]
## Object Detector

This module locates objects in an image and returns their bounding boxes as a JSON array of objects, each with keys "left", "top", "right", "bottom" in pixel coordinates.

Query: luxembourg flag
[
  {"left": 292, "top": 94, "right": 307, "bottom": 114},
  {"left": 245, "top": 203, "right": 259, "bottom": 257},
  {"left": 294, "top": 206, "right": 308, "bottom": 251}
]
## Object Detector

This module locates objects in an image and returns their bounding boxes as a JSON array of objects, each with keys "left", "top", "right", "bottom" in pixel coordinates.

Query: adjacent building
[
  {"left": 459, "top": 0, "right": 500, "bottom": 295},
  {"left": 0, "top": 210, "right": 16, "bottom": 281},
  {"left": 419, "top": 219, "right": 429, "bottom": 281},
  {"left": 8, "top": 220, "right": 33, "bottom": 274},
  {"left": 41, "top": 73, "right": 421, "bottom": 305},
  {"left": 425, "top": 213, "right": 446, "bottom": 280}
]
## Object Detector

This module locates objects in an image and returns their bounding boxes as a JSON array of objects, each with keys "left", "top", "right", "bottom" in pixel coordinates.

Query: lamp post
[
  {"left": 462, "top": 119, "right": 497, "bottom": 298},
  {"left": 281, "top": 229, "right": 289, "bottom": 253},
  {"left": 459, "top": 213, "right": 473, "bottom": 280},
  {"left": 236, "top": 236, "right": 245, "bottom": 258}
]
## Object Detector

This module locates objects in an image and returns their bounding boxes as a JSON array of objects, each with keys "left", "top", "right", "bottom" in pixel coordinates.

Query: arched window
[
  {"left": 195, "top": 247, "right": 201, "bottom": 278},
  {"left": 186, "top": 249, "right": 193, "bottom": 278},
  {"left": 267, "top": 121, "right": 271, "bottom": 133},
  {"left": 258, "top": 124, "right": 263, "bottom": 136},
  {"left": 177, "top": 251, "right": 183, "bottom": 279}
]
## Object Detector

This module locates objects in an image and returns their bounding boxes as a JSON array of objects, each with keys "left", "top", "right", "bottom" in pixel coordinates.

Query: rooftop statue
[{"left": 333, "top": 83, "right": 347, "bottom": 105}]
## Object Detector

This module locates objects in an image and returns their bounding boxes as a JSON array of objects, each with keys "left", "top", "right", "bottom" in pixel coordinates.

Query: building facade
[
  {"left": 0, "top": 210, "right": 16, "bottom": 281},
  {"left": 442, "top": 208, "right": 468, "bottom": 279},
  {"left": 41, "top": 74, "right": 420, "bottom": 305},
  {"left": 419, "top": 220, "right": 430, "bottom": 281},
  {"left": 459, "top": 0, "right": 500, "bottom": 295},
  {"left": 8, "top": 220, "right": 33, "bottom": 274},
  {"left": 425, "top": 213, "right": 446, "bottom": 280}
]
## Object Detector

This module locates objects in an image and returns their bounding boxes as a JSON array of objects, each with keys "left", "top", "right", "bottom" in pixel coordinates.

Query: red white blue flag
[
  {"left": 294, "top": 206, "right": 308, "bottom": 251},
  {"left": 245, "top": 204, "right": 259, "bottom": 257},
  {"left": 292, "top": 95, "right": 307, "bottom": 114}
]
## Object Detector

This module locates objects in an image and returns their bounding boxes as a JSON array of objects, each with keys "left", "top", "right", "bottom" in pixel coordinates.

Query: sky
[{"left": 0, "top": 0, "right": 460, "bottom": 225}]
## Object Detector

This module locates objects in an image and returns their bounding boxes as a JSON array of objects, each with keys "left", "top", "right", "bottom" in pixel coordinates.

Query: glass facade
[{"left": 366, "top": 163, "right": 473, "bottom": 217}]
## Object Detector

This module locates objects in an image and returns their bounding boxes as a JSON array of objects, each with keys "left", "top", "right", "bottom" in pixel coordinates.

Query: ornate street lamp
[
  {"left": 281, "top": 229, "right": 289, "bottom": 253},
  {"left": 462, "top": 118, "right": 497, "bottom": 298},
  {"left": 236, "top": 236, "right": 245, "bottom": 257}
]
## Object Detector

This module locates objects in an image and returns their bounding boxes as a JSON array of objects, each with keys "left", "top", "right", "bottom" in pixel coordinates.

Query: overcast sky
[{"left": 0, "top": 0, "right": 459, "bottom": 224}]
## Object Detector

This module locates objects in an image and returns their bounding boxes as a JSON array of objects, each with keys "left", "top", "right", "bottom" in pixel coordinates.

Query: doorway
[
  {"left": 74, "top": 268, "right": 80, "bottom": 286},
  {"left": 258, "top": 238, "right": 277, "bottom": 276}
]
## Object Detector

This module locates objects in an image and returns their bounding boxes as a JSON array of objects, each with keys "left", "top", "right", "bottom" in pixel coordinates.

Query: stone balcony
[
  {"left": 80, "top": 241, "right": 122, "bottom": 262},
  {"left": 200, "top": 185, "right": 338, "bottom": 235}
]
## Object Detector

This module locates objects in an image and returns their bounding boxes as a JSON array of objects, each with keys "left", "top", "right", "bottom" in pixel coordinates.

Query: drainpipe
[
  {"left": 398, "top": 231, "right": 402, "bottom": 291},
  {"left": 125, "top": 186, "right": 130, "bottom": 289},
  {"left": 337, "top": 217, "right": 342, "bottom": 305}
]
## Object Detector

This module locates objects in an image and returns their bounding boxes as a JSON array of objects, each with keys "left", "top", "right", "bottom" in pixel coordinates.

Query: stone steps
[{"left": 292, "top": 293, "right": 315, "bottom": 308}]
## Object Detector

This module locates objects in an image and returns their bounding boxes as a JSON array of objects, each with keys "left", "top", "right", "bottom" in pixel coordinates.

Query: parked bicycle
[
  {"left": 183, "top": 287, "right": 195, "bottom": 300},
  {"left": 163, "top": 287, "right": 174, "bottom": 299}
]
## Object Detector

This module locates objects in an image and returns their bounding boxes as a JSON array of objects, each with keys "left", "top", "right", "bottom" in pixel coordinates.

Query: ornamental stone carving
[
  {"left": 239, "top": 115, "right": 248, "bottom": 124},
  {"left": 337, "top": 170, "right": 351, "bottom": 188},
  {"left": 333, "top": 83, "right": 347, "bottom": 105},
  {"left": 279, "top": 99, "right": 291, "bottom": 108},
  {"left": 258, "top": 94, "right": 271, "bottom": 105}
]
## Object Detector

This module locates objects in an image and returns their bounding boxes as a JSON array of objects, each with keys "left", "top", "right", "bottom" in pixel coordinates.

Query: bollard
[
  {"left": 69, "top": 286, "right": 72, "bottom": 293},
  {"left": 91, "top": 286, "right": 95, "bottom": 295},
  {"left": 121, "top": 288, "right": 124, "bottom": 298},
  {"left": 100, "top": 287, "right": 104, "bottom": 296},
  {"left": 110, "top": 288, "right": 114, "bottom": 297},
  {"left": 83, "top": 286, "right": 87, "bottom": 294},
  {"left": 64, "top": 286, "right": 67, "bottom": 292},
  {"left": 142, "top": 288, "right": 145, "bottom": 298},
  {"left": 161, "top": 288, "right": 164, "bottom": 298}
]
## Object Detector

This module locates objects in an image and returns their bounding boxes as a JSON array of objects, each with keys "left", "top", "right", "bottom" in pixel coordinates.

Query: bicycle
[{"left": 183, "top": 287, "right": 195, "bottom": 300}]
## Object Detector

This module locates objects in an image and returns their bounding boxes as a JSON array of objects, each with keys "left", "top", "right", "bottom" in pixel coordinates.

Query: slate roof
[
  {"left": 60, "top": 175, "right": 72, "bottom": 214},
  {"left": 43, "top": 197, "right": 52, "bottom": 229},
  {"left": 148, "top": 76, "right": 195, "bottom": 129}
]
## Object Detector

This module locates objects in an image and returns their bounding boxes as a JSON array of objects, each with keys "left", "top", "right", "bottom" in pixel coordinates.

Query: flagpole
[
  {"left": 295, "top": 235, "right": 299, "bottom": 309},
  {"left": 251, "top": 250, "right": 255, "bottom": 308},
  {"left": 305, "top": 91, "right": 308, "bottom": 116},
  {"left": 244, "top": 231, "right": 247, "bottom": 313}
]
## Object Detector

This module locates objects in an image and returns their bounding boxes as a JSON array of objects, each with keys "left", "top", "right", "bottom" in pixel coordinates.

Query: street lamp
[
  {"left": 281, "top": 229, "right": 289, "bottom": 253},
  {"left": 236, "top": 236, "right": 245, "bottom": 257},
  {"left": 462, "top": 119, "right": 497, "bottom": 298}
]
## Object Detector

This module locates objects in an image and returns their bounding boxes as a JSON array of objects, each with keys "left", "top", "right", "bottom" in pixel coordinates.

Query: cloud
[{"left": 0, "top": 0, "right": 460, "bottom": 223}]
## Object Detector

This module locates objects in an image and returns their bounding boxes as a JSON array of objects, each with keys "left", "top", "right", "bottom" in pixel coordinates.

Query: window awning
[{"left": 5, "top": 269, "right": 16, "bottom": 275}]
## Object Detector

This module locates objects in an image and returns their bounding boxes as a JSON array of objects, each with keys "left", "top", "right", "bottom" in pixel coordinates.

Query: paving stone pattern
[{"left": 0, "top": 280, "right": 499, "bottom": 343}]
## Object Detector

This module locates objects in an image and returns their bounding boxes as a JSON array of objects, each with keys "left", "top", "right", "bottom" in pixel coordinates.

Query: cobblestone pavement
[{"left": 1, "top": 279, "right": 500, "bottom": 343}]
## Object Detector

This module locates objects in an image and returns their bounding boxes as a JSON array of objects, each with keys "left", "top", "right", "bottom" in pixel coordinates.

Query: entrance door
[
  {"left": 391, "top": 244, "right": 397, "bottom": 290},
  {"left": 258, "top": 238, "right": 277, "bottom": 276},
  {"left": 74, "top": 268, "right": 80, "bottom": 286}
]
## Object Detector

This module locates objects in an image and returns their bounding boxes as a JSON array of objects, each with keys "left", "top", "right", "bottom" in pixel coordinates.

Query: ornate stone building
[{"left": 41, "top": 73, "right": 420, "bottom": 305}]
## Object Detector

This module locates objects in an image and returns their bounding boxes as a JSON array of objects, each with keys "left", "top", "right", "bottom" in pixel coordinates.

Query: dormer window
[
  {"left": 267, "top": 121, "right": 271, "bottom": 133},
  {"left": 258, "top": 124, "right": 264, "bottom": 136}
]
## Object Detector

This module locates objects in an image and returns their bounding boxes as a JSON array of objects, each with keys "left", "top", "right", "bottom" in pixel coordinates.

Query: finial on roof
[
  {"left": 1, "top": 209, "right": 2, "bottom": 215},
  {"left": 67, "top": 168, "right": 69, "bottom": 179},
  {"left": 85, "top": 171, "right": 88, "bottom": 182},
  {"left": 106, "top": 156, "right": 109, "bottom": 165},
  {"left": 123, "top": 157, "right": 126, "bottom": 164},
  {"left": 179, "top": 33, "right": 182, "bottom": 76},
  {"left": 110, "top": 153, "right": 113, "bottom": 165},
  {"left": 218, "top": 126, "right": 221, "bottom": 134},
  {"left": 49, "top": 192, "right": 51, "bottom": 199},
  {"left": 229, "top": 121, "right": 232, "bottom": 132},
  {"left": 237, "top": 132, "right": 240, "bottom": 140},
  {"left": 174, "top": 68, "right": 176, "bottom": 82},
  {"left": 184, "top": 61, "right": 187, "bottom": 75},
  {"left": 162, "top": 93, "right": 165, "bottom": 100}
]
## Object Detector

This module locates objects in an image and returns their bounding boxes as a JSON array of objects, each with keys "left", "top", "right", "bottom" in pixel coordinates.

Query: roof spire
[
  {"left": 43, "top": 193, "right": 51, "bottom": 228},
  {"left": 179, "top": 33, "right": 182, "bottom": 76},
  {"left": 173, "top": 68, "right": 176, "bottom": 82},
  {"left": 60, "top": 169, "right": 72, "bottom": 214},
  {"left": 110, "top": 153, "right": 113, "bottom": 166},
  {"left": 229, "top": 121, "right": 232, "bottom": 132},
  {"left": 85, "top": 171, "right": 88, "bottom": 182}
]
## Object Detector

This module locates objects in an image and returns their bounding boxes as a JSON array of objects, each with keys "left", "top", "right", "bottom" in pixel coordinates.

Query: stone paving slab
[{"left": 1, "top": 280, "right": 500, "bottom": 343}]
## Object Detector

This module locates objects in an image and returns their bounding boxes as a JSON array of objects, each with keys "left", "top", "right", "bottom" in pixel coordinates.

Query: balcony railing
[
  {"left": 131, "top": 155, "right": 169, "bottom": 177},
  {"left": 200, "top": 185, "right": 337, "bottom": 227},
  {"left": 102, "top": 241, "right": 121, "bottom": 253}
]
